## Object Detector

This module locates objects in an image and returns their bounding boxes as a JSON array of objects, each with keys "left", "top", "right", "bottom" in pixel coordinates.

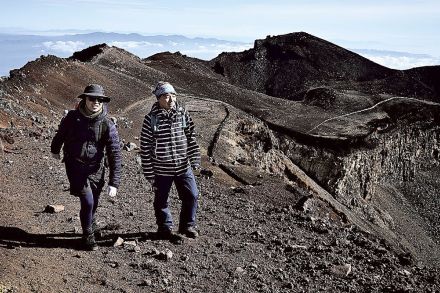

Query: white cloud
[
  {"left": 183, "top": 43, "right": 252, "bottom": 54},
  {"left": 358, "top": 54, "right": 440, "bottom": 70},
  {"left": 109, "top": 41, "right": 164, "bottom": 49},
  {"left": 42, "top": 41, "right": 86, "bottom": 53},
  {"left": 180, "top": 43, "right": 253, "bottom": 59},
  {"left": 105, "top": 41, "right": 252, "bottom": 60}
]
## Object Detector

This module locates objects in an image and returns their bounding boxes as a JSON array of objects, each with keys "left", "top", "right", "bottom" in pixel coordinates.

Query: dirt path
[{"left": 1, "top": 120, "right": 439, "bottom": 292}]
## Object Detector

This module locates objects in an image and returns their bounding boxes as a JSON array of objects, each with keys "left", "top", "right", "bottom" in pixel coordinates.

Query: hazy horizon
[
  {"left": 1, "top": 31, "right": 439, "bottom": 77},
  {"left": 1, "top": 0, "right": 439, "bottom": 75}
]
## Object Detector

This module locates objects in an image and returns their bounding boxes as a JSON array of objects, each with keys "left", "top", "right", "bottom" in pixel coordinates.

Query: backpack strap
[
  {"left": 97, "top": 118, "right": 109, "bottom": 142},
  {"left": 180, "top": 110, "right": 187, "bottom": 128},
  {"left": 151, "top": 113, "right": 158, "bottom": 133},
  {"left": 177, "top": 106, "right": 187, "bottom": 128}
]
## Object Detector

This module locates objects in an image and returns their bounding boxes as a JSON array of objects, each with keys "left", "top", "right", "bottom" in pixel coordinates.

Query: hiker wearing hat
[
  {"left": 51, "top": 84, "right": 122, "bottom": 251},
  {"left": 140, "top": 81, "right": 201, "bottom": 239}
]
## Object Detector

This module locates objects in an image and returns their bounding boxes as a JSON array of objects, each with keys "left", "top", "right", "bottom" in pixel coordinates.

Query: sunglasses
[{"left": 86, "top": 96, "right": 105, "bottom": 103}]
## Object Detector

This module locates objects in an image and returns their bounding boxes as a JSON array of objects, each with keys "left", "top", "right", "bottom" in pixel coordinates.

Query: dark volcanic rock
[
  {"left": 405, "top": 65, "right": 440, "bottom": 99},
  {"left": 1, "top": 31, "right": 440, "bottom": 292},
  {"left": 211, "top": 32, "right": 393, "bottom": 100},
  {"left": 211, "top": 32, "right": 439, "bottom": 101},
  {"left": 69, "top": 43, "right": 109, "bottom": 62}
]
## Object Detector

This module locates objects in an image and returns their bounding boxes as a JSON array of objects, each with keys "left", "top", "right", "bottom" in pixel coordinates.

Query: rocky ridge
[{"left": 1, "top": 32, "right": 440, "bottom": 292}]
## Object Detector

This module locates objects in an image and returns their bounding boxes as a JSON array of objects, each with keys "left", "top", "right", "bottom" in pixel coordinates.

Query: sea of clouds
[{"left": 1, "top": 35, "right": 439, "bottom": 76}]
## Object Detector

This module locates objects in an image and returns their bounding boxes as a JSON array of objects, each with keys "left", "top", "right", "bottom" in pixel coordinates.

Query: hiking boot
[
  {"left": 91, "top": 218, "right": 103, "bottom": 238},
  {"left": 91, "top": 218, "right": 99, "bottom": 233},
  {"left": 179, "top": 226, "right": 199, "bottom": 238},
  {"left": 156, "top": 227, "right": 173, "bottom": 240},
  {"left": 83, "top": 233, "right": 98, "bottom": 251}
]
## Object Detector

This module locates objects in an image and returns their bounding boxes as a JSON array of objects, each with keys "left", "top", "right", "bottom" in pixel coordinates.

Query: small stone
[
  {"left": 164, "top": 249, "right": 173, "bottom": 260},
  {"left": 124, "top": 240, "right": 137, "bottom": 247},
  {"left": 123, "top": 142, "right": 137, "bottom": 151},
  {"left": 44, "top": 204, "right": 65, "bottom": 213},
  {"left": 235, "top": 267, "right": 245, "bottom": 274},
  {"left": 140, "top": 279, "right": 152, "bottom": 286},
  {"left": 330, "top": 264, "right": 352, "bottom": 277},
  {"left": 113, "top": 237, "right": 124, "bottom": 247},
  {"left": 157, "top": 249, "right": 173, "bottom": 261},
  {"left": 147, "top": 248, "right": 160, "bottom": 255},
  {"left": 285, "top": 244, "right": 308, "bottom": 252}
]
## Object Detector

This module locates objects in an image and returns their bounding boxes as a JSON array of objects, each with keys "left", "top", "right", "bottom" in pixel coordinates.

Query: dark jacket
[
  {"left": 51, "top": 102, "right": 121, "bottom": 193},
  {"left": 140, "top": 102, "right": 200, "bottom": 179}
]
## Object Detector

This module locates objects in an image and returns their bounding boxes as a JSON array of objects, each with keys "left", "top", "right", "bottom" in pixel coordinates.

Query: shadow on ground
[{"left": 0, "top": 226, "right": 184, "bottom": 250}]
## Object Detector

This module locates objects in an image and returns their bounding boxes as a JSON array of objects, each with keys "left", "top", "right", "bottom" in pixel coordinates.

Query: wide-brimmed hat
[{"left": 77, "top": 84, "right": 110, "bottom": 102}]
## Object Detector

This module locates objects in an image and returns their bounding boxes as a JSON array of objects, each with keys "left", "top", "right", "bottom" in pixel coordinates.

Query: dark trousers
[
  {"left": 153, "top": 168, "right": 198, "bottom": 230},
  {"left": 78, "top": 179, "right": 102, "bottom": 234}
]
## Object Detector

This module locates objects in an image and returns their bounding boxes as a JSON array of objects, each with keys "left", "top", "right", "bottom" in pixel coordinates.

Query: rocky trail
[
  {"left": 1, "top": 97, "right": 439, "bottom": 292},
  {"left": 1, "top": 32, "right": 440, "bottom": 292}
]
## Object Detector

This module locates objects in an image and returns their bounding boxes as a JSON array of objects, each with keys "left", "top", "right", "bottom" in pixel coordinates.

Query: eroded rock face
[
  {"left": 2, "top": 32, "right": 440, "bottom": 270},
  {"left": 335, "top": 123, "right": 440, "bottom": 201},
  {"left": 213, "top": 109, "right": 440, "bottom": 265}
]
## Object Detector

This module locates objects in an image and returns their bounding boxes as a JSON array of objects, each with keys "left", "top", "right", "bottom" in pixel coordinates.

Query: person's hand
[
  {"left": 51, "top": 153, "right": 61, "bottom": 160},
  {"left": 108, "top": 186, "right": 117, "bottom": 197}
]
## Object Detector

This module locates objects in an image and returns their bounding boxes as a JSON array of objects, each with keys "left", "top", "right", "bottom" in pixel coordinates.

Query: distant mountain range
[
  {"left": 0, "top": 32, "right": 252, "bottom": 76},
  {"left": 0, "top": 32, "right": 439, "bottom": 77}
]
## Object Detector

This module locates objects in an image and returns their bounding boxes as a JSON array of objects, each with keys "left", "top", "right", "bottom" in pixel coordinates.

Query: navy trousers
[
  {"left": 153, "top": 168, "right": 198, "bottom": 230},
  {"left": 78, "top": 179, "right": 103, "bottom": 233}
]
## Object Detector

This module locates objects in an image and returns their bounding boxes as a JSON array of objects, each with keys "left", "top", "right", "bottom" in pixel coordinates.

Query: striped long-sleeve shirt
[{"left": 140, "top": 102, "right": 201, "bottom": 179}]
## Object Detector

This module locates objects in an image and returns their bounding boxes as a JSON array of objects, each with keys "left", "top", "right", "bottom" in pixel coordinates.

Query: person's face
[
  {"left": 158, "top": 93, "right": 176, "bottom": 110},
  {"left": 85, "top": 96, "right": 104, "bottom": 113}
]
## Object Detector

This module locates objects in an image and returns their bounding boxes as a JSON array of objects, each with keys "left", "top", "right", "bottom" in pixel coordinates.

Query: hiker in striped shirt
[{"left": 140, "top": 81, "right": 201, "bottom": 239}]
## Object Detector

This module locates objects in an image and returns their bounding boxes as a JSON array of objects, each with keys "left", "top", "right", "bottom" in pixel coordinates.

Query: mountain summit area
[{"left": 1, "top": 32, "right": 439, "bottom": 292}]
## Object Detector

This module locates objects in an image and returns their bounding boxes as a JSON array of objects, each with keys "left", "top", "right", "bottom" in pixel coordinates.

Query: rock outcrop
[
  {"left": 1, "top": 32, "right": 440, "bottom": 269},
  {"left": 212, "top": 32, "right": 439, "bottom": 101}
]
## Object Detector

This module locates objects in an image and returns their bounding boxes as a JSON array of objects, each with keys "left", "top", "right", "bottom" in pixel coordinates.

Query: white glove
[
  {"left": 51, "top": 153, "right": 61, "bottom": 160},
  {"left": 108, "top": 186, "right": 117, "bottom": 197}
]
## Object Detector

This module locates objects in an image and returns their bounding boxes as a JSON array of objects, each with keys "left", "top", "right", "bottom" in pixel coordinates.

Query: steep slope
[
  {"left": 405, "top": 65, "right": 440, "bottom": 98},
  {"left": 211, "top": 32, "right": 438, "bottom": 101},
  {"left": 144, "top": 45, "right": 440, "bottom": 267},
  {"left": 1, "top": 33, "right": 440, "bottom": 291}
]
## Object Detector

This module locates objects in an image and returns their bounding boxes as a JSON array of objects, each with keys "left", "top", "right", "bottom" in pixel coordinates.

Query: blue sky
[{"left": 1, "top": 0, "right": 439, "bottom": 69}]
